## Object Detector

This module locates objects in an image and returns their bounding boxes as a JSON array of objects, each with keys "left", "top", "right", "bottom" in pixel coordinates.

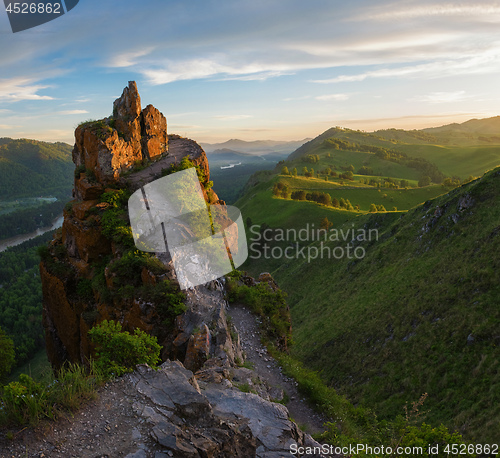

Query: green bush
[
  {"left": 99, "top": 188, "right": 134, "bottom": 248},
  {"left": 139, "top": 281, "right": 186, "bottom": 326},
  {"left": 108, "top": 249, "right": 166, "bottom": 287},
  {"left": 161, "top": 156, "right": 207, "bottom": 183},
  {"left": 76, "top": 279, "right": 94, "bottom": 302},
  {"left": 74, "top": 164, "right": 86, "bottom": 178},
  {"left": 88, "top": 320, "right": 161, "bottom": 377},
  {"left": 0, "top": 362, "right": 103, "bottom": 426}
]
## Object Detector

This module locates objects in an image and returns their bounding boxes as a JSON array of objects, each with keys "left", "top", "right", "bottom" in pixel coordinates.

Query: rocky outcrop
[
  {"left": 41, "top": 82, "right": 226, "bottom": 370},
  {"left": 72, "top": 81, "right": 168, "bottom": 189},
  {"left": 36, "top": 82, "right": 323, "bottom": 458},
  {"left": 127, "top": 361, "right": 329, "bottom": 457}
]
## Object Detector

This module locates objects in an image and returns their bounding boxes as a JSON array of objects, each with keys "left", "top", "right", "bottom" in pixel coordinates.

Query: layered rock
[
  {"left": 127, "top": 361, "right": 329, "bottom": 457},
  {"left": 72, "top": 81, "right": 168, "bottom": 189},
  {"left": 41, "top": 82, "right": 227, "bottom": 371}
]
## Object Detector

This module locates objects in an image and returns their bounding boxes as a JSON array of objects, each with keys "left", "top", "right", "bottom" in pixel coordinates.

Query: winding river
[{"left": 0, "top": 215, "right": 64, "bottom": 253}]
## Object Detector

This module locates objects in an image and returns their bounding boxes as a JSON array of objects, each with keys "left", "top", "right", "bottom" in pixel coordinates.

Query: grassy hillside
[
  {"left": 286, "top": 120, "right": 500, "bottom": 180},
  {"left": 208, "top": 151, "right": 284, "bottom": 204},
  {"left": 0, "top": 138, "right": 73, "bottom": 199},
  {"left": 238, "top": 167, "right": 500, "bottom": 442}
]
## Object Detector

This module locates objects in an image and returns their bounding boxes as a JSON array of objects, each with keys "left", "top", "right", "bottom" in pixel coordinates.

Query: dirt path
[
  {"left": 227, "top": 303, "right": 329, "bottom": 435},
  {"left": 0, "top": 377, "right": 153, "bottom": 458}
]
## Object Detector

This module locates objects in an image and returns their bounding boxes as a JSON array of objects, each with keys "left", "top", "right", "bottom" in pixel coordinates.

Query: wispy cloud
[
  {"left": 0, "top": 78, "right": 54, "bottom": 101},
  {"left": 408, "top": 91, "right": 474, "bottom": 104},
  {"left": 311, "top": 50, "right": 500, "bottom": 84},
  {"left": 351, "top": 3, "right": 500, "bottom": 22},
  {"left": 108, "top": 47, "right": 156, "bottom": 68},
  {"left": 57, "top": 109, "right": 89, "bottom": 115},
  {"left": 140, "top": 58, "right": 293, "bottom": 85},
  {"left": 316, "top": 93, "right": 350, "bottom": 101}
]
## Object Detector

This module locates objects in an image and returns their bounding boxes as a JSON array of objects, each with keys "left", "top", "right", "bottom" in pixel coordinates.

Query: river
[{"left": 0, "top": 214, "right": 64, "bottom": 252}]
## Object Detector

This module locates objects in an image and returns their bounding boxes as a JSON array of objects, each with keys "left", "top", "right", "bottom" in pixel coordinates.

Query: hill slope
[
  {"left": 0, "top": 138, "right": 73, "bottom": 199},
  {"left": 242, "top": 167, "right": 500, "bottom": 442},
  {"left": 286, "top": 119, "right": 500, "bottom": 179}
]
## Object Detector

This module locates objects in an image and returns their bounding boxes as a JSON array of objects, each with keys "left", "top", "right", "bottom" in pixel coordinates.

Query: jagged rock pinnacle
[{"left": 113, "top": 81, "right": 141, "bottom": 120}]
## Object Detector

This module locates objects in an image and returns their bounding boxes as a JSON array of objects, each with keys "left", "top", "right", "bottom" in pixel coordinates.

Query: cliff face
[{"left": 41, "top": 82, "right": 230, "bottom": 372}]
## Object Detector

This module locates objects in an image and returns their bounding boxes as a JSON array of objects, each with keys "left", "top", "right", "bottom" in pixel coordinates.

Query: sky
[{"left": 1, "top": 0, "right": 500, "bottom": 144}]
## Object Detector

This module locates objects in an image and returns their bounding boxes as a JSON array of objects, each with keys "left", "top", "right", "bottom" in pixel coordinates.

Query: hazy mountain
[{"left": 201, "top": 138, "right": 310, "bottom": 155}]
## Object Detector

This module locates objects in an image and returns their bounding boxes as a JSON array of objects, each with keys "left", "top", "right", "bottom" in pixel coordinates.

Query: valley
[
  {"left": 236, "top": 118, "right": 500, "bottom": 443},
  {"left": 0, "top": 109, "right": 499, "bottom": 453}
]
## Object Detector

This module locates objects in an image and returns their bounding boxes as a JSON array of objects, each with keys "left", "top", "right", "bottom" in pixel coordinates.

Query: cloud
[
  {"left": 316, "top": 93, "right": 350, "bottom": 101},
  {"left": 57, "top": 109, "right": 89, "bottom": 115},
  {"left": 311, "top": 50, "right": 500, "bottom": 84},
  {"left": 408, "top": 91, "right": 474, "bottom": 104},
  {"left": 351, "top": 2, "right": 500, "bottom": 22},
  {"left": 238, "top": 128, "right": 277, "bottom": 132},
  {"left": 108, "top": 47, "right": 156, "bottom": 68},
  {"left": 2, "top": 0, "right": 494, "bottom": 90},
  {"left": 0, "top": 77, "right": 54, "bottom": 101},
  {"left": 139, "top": 58, "right": 294, "bottom": 85},
  {"left": 0, "top": 124, "right": 20, "bottom": 129}
]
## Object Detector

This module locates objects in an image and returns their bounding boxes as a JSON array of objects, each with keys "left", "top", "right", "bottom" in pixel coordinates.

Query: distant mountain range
[{"left": 201, "top": 138, "right": 310, "bottom": 155}]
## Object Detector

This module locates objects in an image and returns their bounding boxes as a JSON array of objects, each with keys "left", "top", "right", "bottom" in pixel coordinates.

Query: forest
[
  {"left": 0, "top": 138, "right": 73, "bottom": 199},
  {"left": 0, "top": 232, "right": 54, "bottom": 367}
]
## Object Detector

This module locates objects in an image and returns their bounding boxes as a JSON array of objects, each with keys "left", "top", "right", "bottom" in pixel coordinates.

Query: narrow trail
[{"left": 227, "top": 302, "right": 329, "bottom": 436}]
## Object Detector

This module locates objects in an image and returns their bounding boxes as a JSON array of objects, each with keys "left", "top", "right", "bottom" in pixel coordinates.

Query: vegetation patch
[
  {"left": 226, "top": 274, "right": 292, "bottom": 351},
  {"left": 88, "top": 320, "right": 161, "bottom": 378},
  {"left": 272, "top": 349, "right": 472, "bottom": 457}
]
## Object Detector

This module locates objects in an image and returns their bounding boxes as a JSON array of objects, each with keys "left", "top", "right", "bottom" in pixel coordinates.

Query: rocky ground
[{"left": 0, "top": 303, "right": 335, "bottom": 458}]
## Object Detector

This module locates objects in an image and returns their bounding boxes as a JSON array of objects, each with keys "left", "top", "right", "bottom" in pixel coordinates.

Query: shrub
[
  {"left": 0, "top": 363, "right": 103, "bottom": 426},
  {"left": 99, "top": 189, "right": 134, "bottom": 248},
  {"left": 140, "top": 281, "right": 187, "bottom": 326},
  {"left": 74, "top": 164, "right": 86, "bottom": 178},
  {"left": 88, "top": 320, "right": 161, "bottom": 377}
]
